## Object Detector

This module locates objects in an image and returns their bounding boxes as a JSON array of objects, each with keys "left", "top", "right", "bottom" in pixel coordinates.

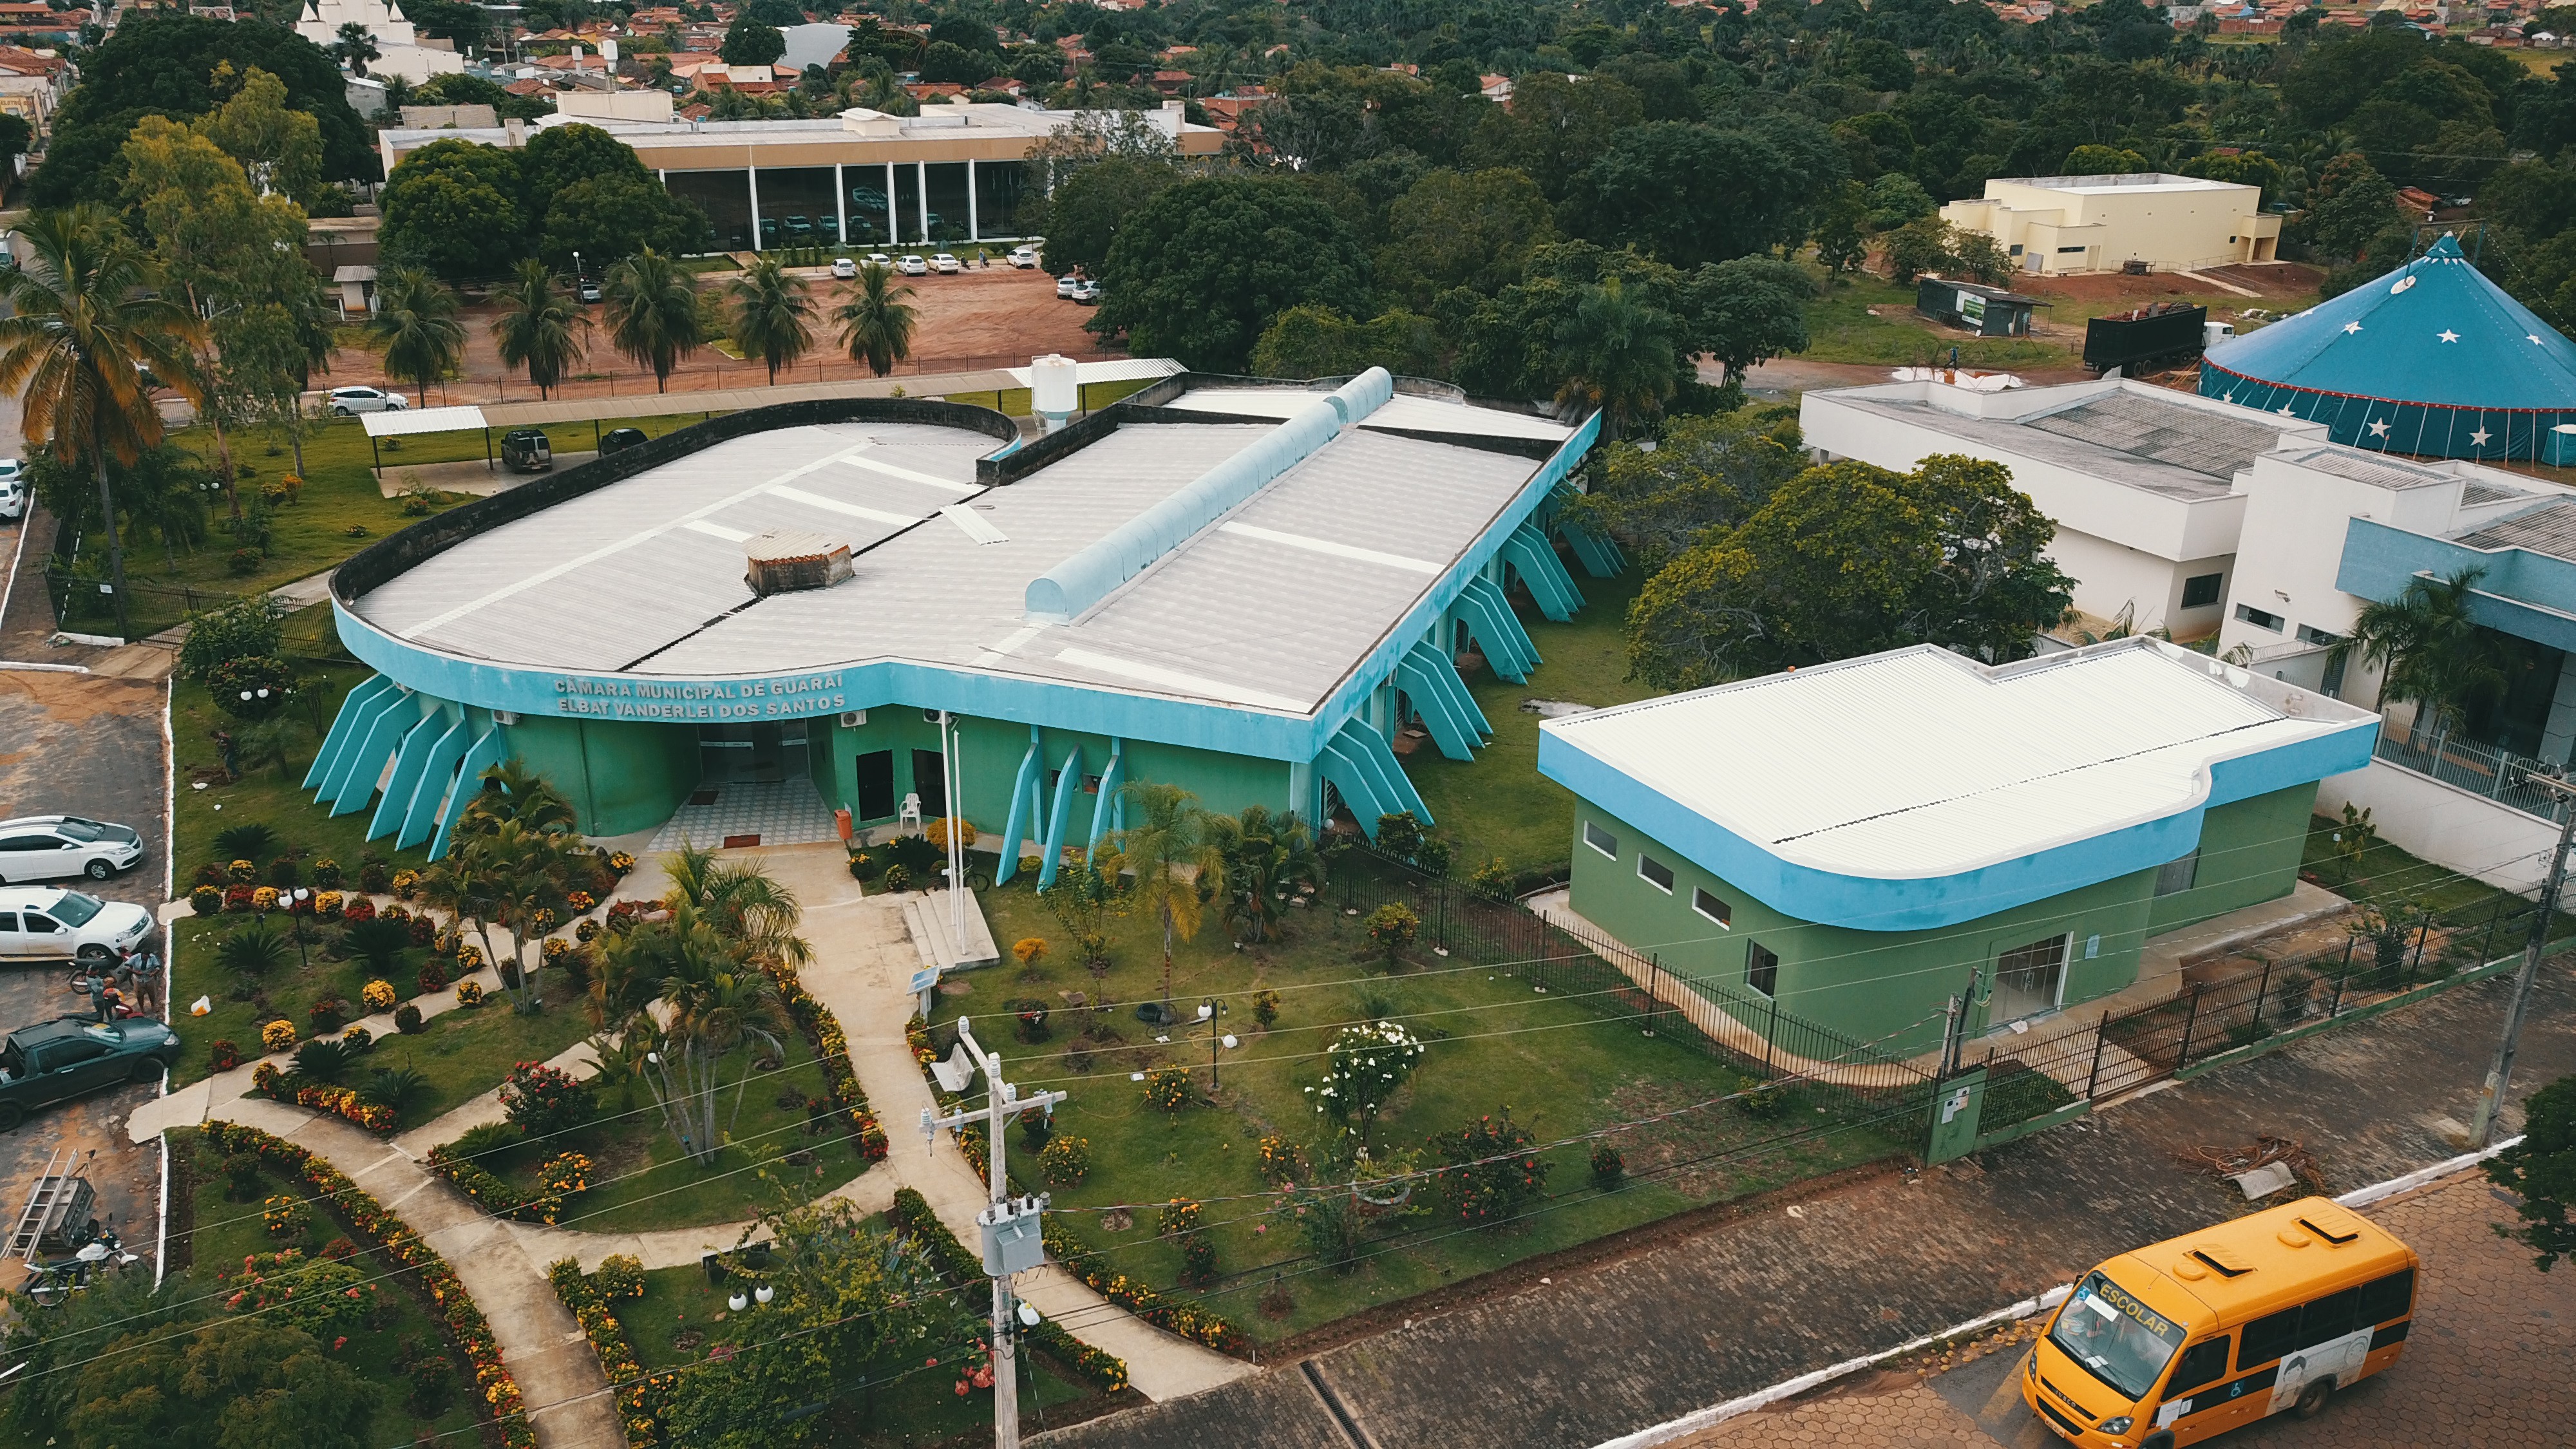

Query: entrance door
[
  {"left": 855, "top": 750, "right": 895, "bottom": 821},
  {"left": 1991, "top": 934, "right": 2069, "bottom": 1024},
  {"left": 701, "top": 723, "right": 789, "bottom": 784},
  {"left": 911, "top": 748, "right": 947, "bottom": 818}
]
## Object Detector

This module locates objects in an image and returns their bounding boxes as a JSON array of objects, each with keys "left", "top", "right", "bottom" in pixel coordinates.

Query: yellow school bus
[{"left": 2022, "top": 1195, "right": 2419, "bottom": 1448}]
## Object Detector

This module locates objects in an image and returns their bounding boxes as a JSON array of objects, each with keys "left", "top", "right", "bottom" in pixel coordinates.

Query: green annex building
[
  {"left": 305, "top": 368, "right": 1612, "bottom": 876},
  {"left": 1535, "top": 639, "right": 2379, "bottom": 1056}
]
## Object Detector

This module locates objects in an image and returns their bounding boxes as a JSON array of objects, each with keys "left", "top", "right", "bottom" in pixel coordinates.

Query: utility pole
[
  {"left": 2470, "top": 773, "right": 2576, "bottom": 1147},
  {"left": 938, "top": 709, "right": 966, "bottom": 945},
  {"left": 920, "top": 1019, "right": 1065, "bottom": 1449}
]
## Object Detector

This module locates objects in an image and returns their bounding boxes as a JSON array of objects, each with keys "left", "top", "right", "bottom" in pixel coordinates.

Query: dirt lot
[
  {"left": 0, "top": 668, "right": 173, "bottom": 1280},
  {"left": 332, "top": 260, "right": 1113, "bottom": 406}
]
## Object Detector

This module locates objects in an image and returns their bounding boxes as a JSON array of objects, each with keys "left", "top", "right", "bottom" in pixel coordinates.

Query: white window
[
  {"left": 1584, "top": 821, "right": 1618, "bottom": 859},
  {"left": 1692, "top": 888, "right": 1732, "bottom": 927},
  {"left": 1638, "top": 853, "right": 1674, "bottom": 893},
  {"left": 2235, "top": 603, "right": 2284, "bottom": 632}
]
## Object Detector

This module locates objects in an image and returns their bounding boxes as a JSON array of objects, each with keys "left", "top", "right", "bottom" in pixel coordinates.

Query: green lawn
[
  {"left": 618, "top": 1262, "right": 1091, "bottom": 1441},
  {"left": 1408, "top": 567, "right": 1664, "bottom": 879},
  {"left": 2300, "top": 812, "right": 2568, "bottom": 942},
  {"left": 945, "top": 868, "right": 1911, "bottom": 1343},
  {"left": 1804, "top": 272, "right": 2074, "bottom": 370}
]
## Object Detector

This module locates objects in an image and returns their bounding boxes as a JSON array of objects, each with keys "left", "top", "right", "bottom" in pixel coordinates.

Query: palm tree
[
  {"left": 725, "top": 258, "right": 815, "bottom": 385},
  {"left": 659, "top": 840, "right": 811, "bottom": 967},
  {"left": 458, "top": 759, "right": 580, "bottom": 838},
  {"left": 592, "top": 901, "right": 784, "bottom": 1165},
  {"left": 367, "top": 265, "right": 465, "bottom": 406},
  {"left": 333, "top": 20, "right": 379, "bottom": 75},
  {"left": 834, "top": 261, "right": 917, "bottom": 377},
  {"left": 1206, "top": 804, "right": 1322, "bottom": 944},
  {"left": 2333, "top": 568, "right": 2515, "bottom": 739},
  {"left": 603, "top": 247, "right": 703, "bottom": 392},
  {"left": 1554, "top": 276, "right": 1678, "bottom": 439},
  {"left": 0, "top": 205, "right": 207, "bottom": 639},
  {"left": 1100, "top": 781, "right": 1225, "bottom": 1003},
  {"left": 491, "top": 259, "right": 589, "bottom": 400}
]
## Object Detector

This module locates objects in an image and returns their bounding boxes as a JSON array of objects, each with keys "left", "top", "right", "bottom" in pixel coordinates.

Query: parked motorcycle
[{"left": 21, "top": 1221, "right": 137, "bottom": 1307}]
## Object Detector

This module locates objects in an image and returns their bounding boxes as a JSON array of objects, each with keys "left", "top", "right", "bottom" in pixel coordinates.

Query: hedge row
[
  {"left": 546, "top": 1258, "right": 674, "bottom": 1447},
  {"left": 886, "top": 1187, "right": 1130, "bottom": 1394},
  {"left": 424, "top": 1144, "right": 565, "bottom": 1224},
  {"left": 202, "top": 1119, "right": 536, "bottom": 1449},
  {"left": 765, "top": 963, "right": 890, "bottom": 1161},
  {"left": 1039, "top": 1218, "right": 1251, "bottom": 1356}
]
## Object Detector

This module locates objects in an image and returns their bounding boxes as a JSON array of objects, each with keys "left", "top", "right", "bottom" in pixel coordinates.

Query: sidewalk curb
[{"left": 1590, "top": 1135, "right": 2529, "bottom": 1449}]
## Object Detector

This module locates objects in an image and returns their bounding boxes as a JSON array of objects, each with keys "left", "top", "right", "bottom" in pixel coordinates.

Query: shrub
[
  {"left": 342, "top": 1026, "right": 373, "bottom": 1054},
  {"left": 595, "top": 1253, "right": 646, "bottom": 1301},
  {"left": 1363, "top": 902, "right": 1419, "bottom": 971},
  {"left": 882, "top": 864, "right": 913, "bottom": 893},
  {"left": 454, "top": 980, "right": 484, "bottom": 1008},
  {"left": 500, "top": 1060, "right": 592, "bottom": 1137},
  {"left": 1467, "top": 856, "right": 1514, "bottom": 901},
  {"left": 390, "top": 867, "right": 421, "bottom": 899},
  {"left": 358, "top": 858, "right": 391, "bottom": 893},
  {"left": 262, "top": 1193, "right": 305, "bottom": 1235},
  {"left": 225, "top": 1250, "right": 378, "bottom": 1339},
  {"left": 261, "top": 1018, "right": 297, "bottom": 1054},
  {"left": 565, "top": 889, "right": 596, "bottom": 913},
  {"left": 1590, "top": 1141, "right": 1625, "bottom": 1183},
  {"left": 223, "top": 883, "right": 254, "bottom": 912},
  {"left": 341, "top": 897, "right": 376, "bottom": 923},
  {"left": 1255, "top": 1133, "right": 1299, "bottom": 1182},
  {"left": 310, "top": 857, "right": 343, "bottom": 888},
  {"left": 606, "top": 850, "right": 636, "bottom": 876},
  {"left": 193, "top": 862, "right": 227, "bottom": 888},
  {"left": 1180, "top": 1229, "right": 1218, "bottom": 1284},
  {"left": 417, "top": 959, "right": 451, "bottom": 995},
  {"left": 268, "top": 855, "right": 299, "bottom": 889},
  {"left": 1431, "top": 1109, "right": 1549, "bottom": 1227},
  {"left": 214, "top": 821, "right": 278, "bottom": 861},
  {"left": 294, "top": 1037, "right": 353, "bottom": 1083},
  {"left": 394, "top": 1002, "right": 424, "bottom": 1034},
  {"left": 1037, "top": 1133, "right": 1090, "bottom": 1186},
  {"left": 1011, "top": 998, "right": 1051, "bottom": 1043},
  {"left": 574, "top": 918, "right": 600, "bottom": 943},
  {"left": 250, "top": 885, "right": 279, "bottom": 913},
  {"left": 207, "top": 652, "right": 294, "bottom": 715},
  {"left": 1737, "top": 1081, "right": 1788, "bottom": 1119},
  {"left": 191, "top": 884, "right": 222, "bottom": 915},
  {"left": 221, "top": 1148, "right": 263, "bottom": 1200},
  {"left": 225, "top": 857, "right": 259, "bottom": 885},
  {"left": 209, "top": 1039, "right": 242, "bottom": 1072},
  {"left": 1142, "top": 1066, "right": 1193, "bottom": 1114},
  {"left": 313, "top": 889, "right": 343, "bottom": 919},
  {"left": 1252, "top": 989, "right": 1282, "bottom": 1027},
  {"left": 308, "top": 995, "right": 348, "bottom": 1033},
  {"left": 1012, "top": 936, "right": 1048, "bottom": 971},
  {"left": 358, "top": 978, "right": 397, "bottom": 1014},
  {"left": 1307, "top": 1019, "right": 1425, "bottom": 1144}
]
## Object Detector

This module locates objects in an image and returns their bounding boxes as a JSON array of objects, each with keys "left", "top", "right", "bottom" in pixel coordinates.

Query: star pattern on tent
[
  {"left": 2368, "top": 419, "right": 2391, "bottom": 437},
  {"left": 2470, "top": 427, "right": 2492, "bottom": 446},
  {"left": 2438, "top": 330, "right": 2461, "bottom": 343},
  {"left": 2278, "top": 405, "right": 2297, "bottom": 417},
  {"left": 2342, "top": 322, "right": 2362, "bottom": 335}
]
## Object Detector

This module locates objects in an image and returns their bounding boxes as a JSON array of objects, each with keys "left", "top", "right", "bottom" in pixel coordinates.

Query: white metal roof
[
  {"left": 999, "top": 357, "right": 1185, "bottom": 388},
  {"left": 1166, "top": 387, "right": 1575, "bottom": 441},
  {"left": 362, "top": 404, "right": 487, "bottom": 439},
  {"left": 1542, "top": 642, "right": 2372, "bottom": 880}
]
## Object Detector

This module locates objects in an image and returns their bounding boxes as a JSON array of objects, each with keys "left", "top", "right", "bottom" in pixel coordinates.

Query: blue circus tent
[{"left": 2197, "top": 234, "right": 2576, "bottom": 466}]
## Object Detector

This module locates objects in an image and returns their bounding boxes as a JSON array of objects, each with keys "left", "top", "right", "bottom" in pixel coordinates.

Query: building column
[
  {"left": 966, "top": 158, "right": 979, "bottom": 241},
  {"left": 746, "top": 166, "right": 762, "bottom": 251},
  {"left": 884, "top": 161, "right": 898, "bottom": 243},
  {"left": 833, "top": 162, "right": 846, "bottom": 246},
  {"left": 1288, "top": 759, "right": 1316, "bottom": 824},
  {"left": 916, "top": 161, "right": 929, "bottom": 244},
  {"left": 2541, "top": 651, "right": 2576, "bottom": 766}
]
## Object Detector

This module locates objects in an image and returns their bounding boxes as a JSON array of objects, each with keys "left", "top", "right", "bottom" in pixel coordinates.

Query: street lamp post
[
  {"left": 289, "top": 887, "right": 311, "bottom": 974},
  {"left": 1198, "top": 998, "right": 1231, "bottom": 1090}
]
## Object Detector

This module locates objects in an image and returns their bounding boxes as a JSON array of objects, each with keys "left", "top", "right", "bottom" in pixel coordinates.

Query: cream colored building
[
  {"left": 295, "top": 0, "right": 464, "bottom": 84},
  {"left": 1941, "top": 173, "right": 2280, "bottom": 275}
]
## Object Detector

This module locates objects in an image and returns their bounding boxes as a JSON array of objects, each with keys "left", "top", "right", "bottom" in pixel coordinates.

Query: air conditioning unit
[
  {"left": 839, "top": 710, "right": 866, "bottom": 728},
  {"left": 922, "top": 708, "right": 943, "bottom": 724},
  {"left": 493, "top": 710, "right": 519, "bottom": 725}
]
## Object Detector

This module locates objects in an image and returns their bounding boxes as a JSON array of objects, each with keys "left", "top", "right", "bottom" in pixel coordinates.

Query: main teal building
[{"left": 304, "top": 370, "right": 1611, "bottom": 878}]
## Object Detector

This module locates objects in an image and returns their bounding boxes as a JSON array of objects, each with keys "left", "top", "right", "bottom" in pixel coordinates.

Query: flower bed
[
  {"left": 202, "top": 1119, "right": 536, "bottom": 1449},
  {"left": 885, "top": 1188, "right": 1129, "bottom": 1394},
  {"left": 249, "top": 1063, "right": 399, "bottom": 1133},
  {"left": 1040, "top": 1218, "right": 1249, "bottom": 1356},
  {"left": 547, "top": 1257, "right": 674, "bottom": 1447},
  {"left": 423, "top": 1141, "right": 588, "bottom": 1224},
  {"left": 764, "top": 965, "right": 889, "bottom": 1162}
]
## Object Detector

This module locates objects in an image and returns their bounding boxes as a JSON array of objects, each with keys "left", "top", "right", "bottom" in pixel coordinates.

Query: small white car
[
  {"left": 578, "top": 279, "right": 603, "bottom": 303},
  {"left": 327, "top": 385, "right": 407, "bottom": 415},
  {"left": 0, "top": 459, "right": 23, "bottom": 522},
  {"left": 0, "top": 886, "right": 154, "bottom": 963},
  {"left": 1056, "top": 273, "right": 1083, "bottom": 299},
  {"left": 1009, "top": 245, "right": 1041, "bottom": 269},
  {"left": 929, "top": 252, "right": 962, "bottom": 274},
  {"left": 866, "top": 252, "right": 893, "bottom": 268},
  {"left": 831, "top": 256, "right": 858, "bottom": 279},
  {"left": 896, "top": 254, "right": 930, "bottom": 276},
  {"left": 1070, "top": 278, "right": 1102, "bottom": 305},
  {"left": 0, "top": 817, "right": 144, "bottom": 884}
]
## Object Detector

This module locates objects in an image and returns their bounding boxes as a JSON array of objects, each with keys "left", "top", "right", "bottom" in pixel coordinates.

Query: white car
[
  {"left": 1056, "top": 273, "right": 1083, "bottom": 299},
  {"left": 578, "top": 279, "right": 603, "bottom": 303},
  {"left": 327, "top": 386, "right": 406, "bottom": 415},
  {"left": 831, "top": 256, "right": 858, "bottom": 279},
  {"left": 866, "top": 252, "right": 893, "bottom": 269},
  {"left": 0, "top": 817, "right": 144, "bottom": 884},
  {"left": 929, "top": 252, "right": 961, "bottom": 274},
  {"left": 1070, "top": 278, "right": 1102, "bottom": 306},
  {"left": 1009, "top": 245, "right": 1041, "bottom": 269},
  {"left": 895, "top": 254, "right": 929, "bottom": 276},
  {"left": 0, "top": 459, "right": 23, "bottom": 522},
  {"left": 0, "top": 886, "right": 154, "bottom": 963}
]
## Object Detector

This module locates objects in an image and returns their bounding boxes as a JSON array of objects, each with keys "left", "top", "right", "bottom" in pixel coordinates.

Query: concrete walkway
[
  {"left": 762, "top": 843, "right": 1257, "bottom": 1403},
  {"left": 213, "top": 1094, "right": 626, "bottom": 1449}
]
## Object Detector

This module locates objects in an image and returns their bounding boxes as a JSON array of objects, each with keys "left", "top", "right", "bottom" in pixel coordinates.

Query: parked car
[
  {"left": 0, "top": 817, "right": 143, "bottom": 884},
  {"left": 578, "top": 279, "right": 603, "bottom": 303},
  {"left": 499, "top": 428, "right": 553, "bottom": 473},
  {"left": 1009, "top": 245, "right": 1041, "bottom": 269},
  {"left": 929, "top": 252, "right": 961, "bottom": 274},
  {"left": 1070, "top": 278, "right": 1102, "bottom": 305},
  {"left": 599, "top": 427, "right": 649, "bottom": 456},
  {"left": 896, "top": 254, "right": 929, "bottom": 276},
  {"left": 831, "top": 256, "right": 858, "bottom": 279},
  {"left": 0, "top": 1017, "right": 182, "bottom": 1129},
  {"left": 326, "top": 386, "right": 406, "bottom": 415},
  {"left": 1056, "top": 273, "right": 1083, "bottom": 299},
  {"left": 865, "top": 252, "right": 893, "bottom": 269},
  {"left": 0, "top": 460, "right": 23, "bottom": 522},
  {"left": 0, "top": 887, "right": 154, "bottom": 963}
]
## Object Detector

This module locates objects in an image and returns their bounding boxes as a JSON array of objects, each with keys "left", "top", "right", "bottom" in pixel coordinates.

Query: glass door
[{"left": 1991, "top": 934, "right": 2069, "bottom": 1025}]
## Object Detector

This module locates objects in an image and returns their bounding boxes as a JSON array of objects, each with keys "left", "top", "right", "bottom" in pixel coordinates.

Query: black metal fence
[{"left": 44, "top": 560, "right": 255, "bottom": 639}]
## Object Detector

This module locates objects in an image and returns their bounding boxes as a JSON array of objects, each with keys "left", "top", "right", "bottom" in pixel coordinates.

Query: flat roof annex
[
  {"left": 1817, "top": 385, "right": 2293, "bottom": 503},
  {"left": 1537, "top": 639, "right": 2378, "bottom": 931}
]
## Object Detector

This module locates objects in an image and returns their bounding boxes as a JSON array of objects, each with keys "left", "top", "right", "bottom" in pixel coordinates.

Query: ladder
[{"left": 12, "top": 1148, "right": 84, "bottom": 1263}]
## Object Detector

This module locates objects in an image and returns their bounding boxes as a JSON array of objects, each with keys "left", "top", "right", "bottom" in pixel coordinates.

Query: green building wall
[
  {"left": 504, "top": 714, "right": 703, "bottom": 837},
  {"left": 1564, "top": 784, "right": 2318, "bottom": 1057}
]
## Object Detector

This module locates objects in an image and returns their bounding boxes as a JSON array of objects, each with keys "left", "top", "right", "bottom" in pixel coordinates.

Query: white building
[
  {"left": 1801, "top": 377, "right": 2324, "bottom": 639},
  {"left": 1941, "top": 173, "right": 2282, "bottom": 275},
  {"left": 296, "top": 0, "right": 464, "bottom": 84}
]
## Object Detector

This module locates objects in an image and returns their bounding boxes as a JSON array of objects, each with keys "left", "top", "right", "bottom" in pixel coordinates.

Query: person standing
[
  {"left": 132, "top": 946, "right": 165, "bottom": 1020},
  {"left": 80, "top": 961, "right": 109, "bottom": 1023}
]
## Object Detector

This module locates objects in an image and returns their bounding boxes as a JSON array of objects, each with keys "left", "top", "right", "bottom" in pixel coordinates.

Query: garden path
[
  {"left": 211, "top": 1094, "right": 628, "bottom": 1449},
  {"left": 764, "top": 844, "right": 1261, "bottom": 1403}
]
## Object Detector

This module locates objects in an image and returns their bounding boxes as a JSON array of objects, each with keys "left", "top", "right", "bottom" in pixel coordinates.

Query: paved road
[
  {"left": 1032, "top": 957, "right": 2576, "bottom": 1449},
  {"left": 0, "top": 663, "right": 171, "bottom": 1269},
  {"left": 1680, "top": 1167, "right": 2569, "bottom": 1449}
]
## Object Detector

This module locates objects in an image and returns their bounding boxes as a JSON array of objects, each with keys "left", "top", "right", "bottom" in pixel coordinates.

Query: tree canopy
[{"left": 1091, "top": 175, "right": 1373, "bottom": 372}]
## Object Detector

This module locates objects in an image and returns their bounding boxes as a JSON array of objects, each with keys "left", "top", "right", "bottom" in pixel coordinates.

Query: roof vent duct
[{"left": 744, "top": 529, "right": 853, "bottom": 596}]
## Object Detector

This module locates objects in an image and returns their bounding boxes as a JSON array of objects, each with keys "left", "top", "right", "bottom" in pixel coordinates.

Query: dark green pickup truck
[{"left": 0, "top": 1018, "right": 180, "bottom": 1130}]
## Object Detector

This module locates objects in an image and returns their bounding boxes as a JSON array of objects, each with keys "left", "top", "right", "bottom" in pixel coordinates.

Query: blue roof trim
[
  {"left": 2339, "top": 515, "right": 2576, "bottom": 654},
  {"left": 1535, "top": 713, "right": 2376, "bottom": 933}
]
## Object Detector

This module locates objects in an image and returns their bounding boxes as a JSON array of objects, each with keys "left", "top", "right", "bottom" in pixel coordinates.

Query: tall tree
[
  {"left": 1375, "top": 167, "right": 1555, "bottom": 305},
  {"left": 724, "top": 258, "right": 815, "bottom": 386},
  {"left": 379, "top": 138, "right": 527, "bottom": 280},
  {"left": 2485, "top": 1072, "right": 2576, "bottom": 1271},
  {"left": 491, "top": 259, "right": 590, "bottom": 400},
  {"left": 196, "top": 65, "right": 324, "bottom": 201},
  {"left": 602, "top": 249, "right": 703, "bottom": 392},
  {"left": 834, "top": 262, "right": 916, "bottom": 377},
  {"left": 1100, "top": 781, "right": 1225, "bottom": 1003},
  {"left": 1566, "top": 408, "right": 1810, "bottom": 570},
  {"left": 1553, "top": 277, "right": 1679, "bottom": 439},
  {"left": 720, "top": 15, "right": 787, "bottom": 66},
  {"left": 1206, "top": 804, "right": 1322, "bottom": 945},
  {"left": 0, "top": 207, "right": 206, "bottom": 639},
  {"left": 2333, "top": 569, "right": 2516, "bottom": 737},
  {"left": 1090, "top": 175, "right": 1372, "bottom": 372},
  {"left": 367, "top": 266, "right": 467, "bottom": 405}
]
